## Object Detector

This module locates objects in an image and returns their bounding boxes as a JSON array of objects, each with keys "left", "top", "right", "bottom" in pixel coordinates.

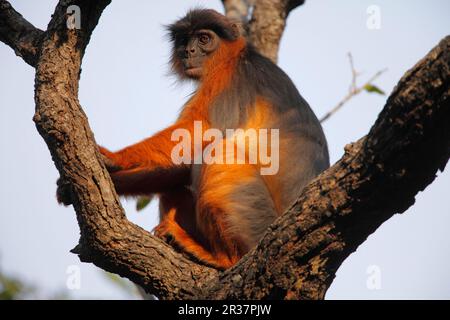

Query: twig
[{"left": 320, "top": 53, "right": 387, "bottom": 123}]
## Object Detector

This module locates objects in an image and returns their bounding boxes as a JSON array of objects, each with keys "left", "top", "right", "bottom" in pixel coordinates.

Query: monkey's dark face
[
  {"left": 180, "top": 29, "right": 221, "bottom": 79},
  {"left": 168, "top": 9, "right": 240, "bottom": 81}
]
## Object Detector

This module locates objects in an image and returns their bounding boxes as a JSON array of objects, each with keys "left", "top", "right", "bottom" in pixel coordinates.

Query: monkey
[{"left": 59, "top": 9, "right": 329, "bottom": 270}]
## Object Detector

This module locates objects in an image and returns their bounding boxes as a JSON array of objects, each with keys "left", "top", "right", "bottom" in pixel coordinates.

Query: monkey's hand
[
  {"left": 98, "top": 146, "right": 123, "bottom": 173},
  {"left": 153, "top": 222, "right": 175, "bottom": 244},
  {"left": 56, "top": 177, "right": 73, "bottom": 206}
]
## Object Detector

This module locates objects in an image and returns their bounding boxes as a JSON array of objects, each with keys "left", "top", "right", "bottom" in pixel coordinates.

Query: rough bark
[
  {"left": 248, "top": 0, "right": 304, "bottom": 62},
  {"left": 222, "top": 0, "right": 305, "bottom": 62},
  {"left": 0, "top": 0, "right": 44, "bottom": 66},
  {"left": 0, "top": 0, "right": 449, "bottom": 300},
  {"left": 221, "top": 0, "right": 252, "bottom": 24},
  {"left": 29, "top": 0, "right": 217, "bottom": 300}
]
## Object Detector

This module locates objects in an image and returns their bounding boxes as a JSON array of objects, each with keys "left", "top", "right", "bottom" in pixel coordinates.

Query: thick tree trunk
[
  {"left": 223, "top": 0, "right": 305, "bottom": 62},
  {"left": 0, "top": 0, "right": 448, "bottom": 299}
]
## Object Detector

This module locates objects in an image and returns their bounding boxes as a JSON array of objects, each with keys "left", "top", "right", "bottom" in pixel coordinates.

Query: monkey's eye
[{"left": 198, "top": 34, "right": 211, "bottom": 45}]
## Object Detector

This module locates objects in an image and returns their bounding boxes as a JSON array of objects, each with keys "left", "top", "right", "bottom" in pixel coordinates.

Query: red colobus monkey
[{"left": 59, "top": 9, "right": 329, "bottom": 269}]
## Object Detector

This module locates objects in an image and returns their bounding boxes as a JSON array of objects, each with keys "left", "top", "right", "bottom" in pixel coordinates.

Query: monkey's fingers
[{"left": 153, "top": 223, "right": 174, "bottom": 243}]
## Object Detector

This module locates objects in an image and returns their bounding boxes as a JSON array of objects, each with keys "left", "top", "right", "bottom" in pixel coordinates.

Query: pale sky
[{"left": 0, "top": 0, "right": 449, "bottom": 299}]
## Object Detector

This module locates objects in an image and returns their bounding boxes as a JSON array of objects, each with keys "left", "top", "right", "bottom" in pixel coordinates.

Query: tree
[{"left": 0, "top": 0, "right": 448, "bottom": 299}]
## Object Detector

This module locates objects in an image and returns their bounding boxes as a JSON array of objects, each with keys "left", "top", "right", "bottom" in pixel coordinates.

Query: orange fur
[
  {"left": 155, "top": 207, "right": 236, "bottom": 269},
  {"left": 99, "top": 38, "right": 248, "bottom": 269}
]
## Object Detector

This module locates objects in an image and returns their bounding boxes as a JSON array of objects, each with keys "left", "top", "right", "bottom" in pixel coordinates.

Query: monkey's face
[
  {"left": 180, "top": 29, "right": 221, "bottom": 79},
  {"left": 168, "top": 9, "right": 242, "bottom": 80}
]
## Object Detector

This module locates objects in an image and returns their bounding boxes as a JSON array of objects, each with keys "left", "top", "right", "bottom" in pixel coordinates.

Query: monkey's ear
[{"left": 231, "top": 22, "right": 245, "bottom": 38}]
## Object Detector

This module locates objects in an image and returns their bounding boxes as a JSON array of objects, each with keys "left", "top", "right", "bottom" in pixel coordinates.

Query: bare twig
[{"left": 320, "top": 53, "right": 387, "bottom": 123}]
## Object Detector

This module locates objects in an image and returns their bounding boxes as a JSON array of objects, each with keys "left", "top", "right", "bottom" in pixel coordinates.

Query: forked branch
[{"left": 0, "top": 0, "right": 448, "bottom": 299}]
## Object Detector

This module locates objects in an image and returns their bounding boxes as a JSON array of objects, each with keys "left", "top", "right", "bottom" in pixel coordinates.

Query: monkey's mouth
[{"left": 184, "top": 67, "right": 202, "bottom": 78}]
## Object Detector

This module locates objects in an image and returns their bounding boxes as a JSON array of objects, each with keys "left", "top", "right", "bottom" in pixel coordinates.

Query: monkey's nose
[{"left": 185, "top": 47, "right": 197, "bottom": 56}]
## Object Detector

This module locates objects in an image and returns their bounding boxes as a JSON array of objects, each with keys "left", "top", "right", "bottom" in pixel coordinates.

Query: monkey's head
[{"left": 167, "top": 9, "right": 243, "bottom": 80}]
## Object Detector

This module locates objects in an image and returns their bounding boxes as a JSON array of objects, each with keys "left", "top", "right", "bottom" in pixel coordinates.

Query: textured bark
[
  {"left": 1, "top": 0, "right": 449, "bottom": 300},
  {"left": 221, "top": 0, "right": 252, "bottom": 24},
  {"left": 29, "top": 0, "right": 217, "bottom": 300},
  {"left": 248, "top": 0, "right": 304, "bottom": 62},
  {"left": 0, "top": 0, "right": 44, "bottom": 66},
  {"left": 222, "top": 0, "right": 304, "bottom": 62}
]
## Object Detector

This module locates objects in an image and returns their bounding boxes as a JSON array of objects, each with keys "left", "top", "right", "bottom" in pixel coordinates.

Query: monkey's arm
[
  {"left": 57, "top": 120, "right": 193, "bottom": 204},
  {"left": 109, "top": 166, "right": 190, "bottom": 195},
  {"left": 98, "top": 118, "right": 204, "bottom": 195},
  {"left": 99, "top": 122, "right": 185, "bottom": 171}
]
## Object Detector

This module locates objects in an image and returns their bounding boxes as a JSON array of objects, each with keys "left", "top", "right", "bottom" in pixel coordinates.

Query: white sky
[{"left": 0, "top": 0, "right": 449, "bottom": 299}]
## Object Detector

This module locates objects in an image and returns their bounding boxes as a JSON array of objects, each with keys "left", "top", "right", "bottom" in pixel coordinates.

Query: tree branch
[
  {"left": 248, "top": 0, "right": 305, "bottom": 62},
  {"left": 222, "top": 0, "right": 305, "bottom": 63},
  {"left": 31, "top": 0, "right": 217, "bottom": 300},
  {"left": 0, "top": 0, "right": 44, "bottom": 67},
  {"left": 221, "top": 0, "right": 252, "bottom": 24},
  {"left": 1, "top": 0, "right": 448, "bottom": 300}
]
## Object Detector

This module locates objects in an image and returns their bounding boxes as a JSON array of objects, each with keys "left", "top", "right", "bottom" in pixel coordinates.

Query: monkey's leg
[
  {"left": 196, "top": 161, "right": 278, "bottom": 268},
  {"left": 154, "top": 188, "right": 233, "bottom": 269}
]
